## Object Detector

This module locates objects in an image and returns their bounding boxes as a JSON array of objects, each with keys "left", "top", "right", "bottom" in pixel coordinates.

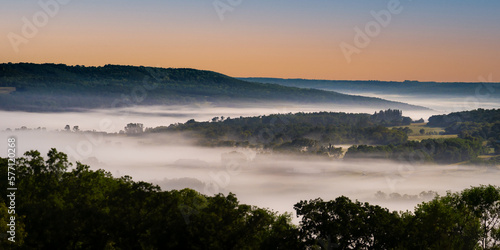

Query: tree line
[
  {"left": 146, "top": 110, "right": 411, "bottom": 151},
  {"left": 428, "top": 109, "right": 500, "bottom": 128},
  {"left": 0, "top": 63, "right": 417, "bottom": 112},
  {"left": 429, "top": 109, "right": 500, "bottom": 156},
  {"left": 344, "top": 137, "right": 487, "bottom": 164},
  {"left": 145, "top": 109, "right": 499, "bottom": 164},
  {"left": 1, "top": 149, "right": 499, "bottom": 249}
]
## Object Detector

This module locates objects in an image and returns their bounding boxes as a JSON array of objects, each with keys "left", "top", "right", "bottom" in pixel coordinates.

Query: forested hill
[
  {"left": 0, "top": 63, "right": 426, "bottom": 112},
  {"left": 428, "top": 108, "right": 500, "bottom": 127},
  {"left": 240, "top": 77, "right": 500, "bottom": 98}
]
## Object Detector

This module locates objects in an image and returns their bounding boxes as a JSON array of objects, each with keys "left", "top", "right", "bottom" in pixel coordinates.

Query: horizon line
[{"left": 3, "top": 62, "right": 499, "bottom": 84}]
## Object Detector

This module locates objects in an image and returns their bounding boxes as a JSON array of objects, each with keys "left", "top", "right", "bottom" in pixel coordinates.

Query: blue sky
[{"left": 2, "top": 0, "right": 499, "bottom": 81}]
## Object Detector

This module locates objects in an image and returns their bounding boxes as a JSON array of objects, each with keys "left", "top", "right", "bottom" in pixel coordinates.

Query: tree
[
  {"left": 294, "top": 196, "right": 403, "bottom": 249},
  {"left": 405, "top": 192, "right": 481, "bottom": 249},
  {"left": 5, "top": 147, "right": 499, "bottom": 249},
  {"left": 460, "top": 185, "right": 500, "bottom": 249},
  {"left": 402, "top": 117, "right": 412, "bottom": 125},
  {"left": 3, "top": 149, "right": 299, "bottom": 249},
  {"left": 420, "top": 128, "right": 425, "bottom": 135},
  {"left": 124, "top": 123, "right": 143, "bottom": 134},
  {"left": 64, "top": 125, "right": 70, "bottom": 131}
]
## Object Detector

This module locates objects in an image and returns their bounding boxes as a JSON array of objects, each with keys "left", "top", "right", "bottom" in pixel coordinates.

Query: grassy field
[
  {"left": 0, "top": 87, "right": 15, "bottom": 94},
  {"left": 478, "top": 155, "right": 496, "bottom": 159},
  {"left": 390, "top": 122, "right": 458, "bottom": 141},
  {"left": 407, "top": 134, "right": 458, "bottom": 141}
]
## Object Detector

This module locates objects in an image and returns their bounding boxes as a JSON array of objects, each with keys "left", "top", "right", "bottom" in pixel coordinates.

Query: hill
[
  {"left": 240, "top": 78, "right": 500, "bottom": 98},
  {"left": 428, "top": 108, "right": 500, "bottom": 127},
  {"left": 146, "top": 110, "right": 413, "bottom": 148},
  {"left": 0, "top": 63, "right": 427, "bottom": 112}
]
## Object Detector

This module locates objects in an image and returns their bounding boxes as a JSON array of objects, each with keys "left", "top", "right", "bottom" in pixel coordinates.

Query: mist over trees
[
  {"left": 1, "top": 149, "right": 499, "bottom": 249},
  {"left": 344, "top": 137, "right": 487, "bottom": 164},
  {"left": 241, "top": 77, "right": 500, "bottom": 99},
  {"left": 428, "top": 109, "right": 500, "bottom": 128},
  {"left": 146, "top": 110, "right": 411, "bottom": 151},
  {"left": 429, "top": 109, "right": 500, "bottom": 155},
  {"left": 142, "top": 109, "right": 499, "bottom": 164},
  {"left": 0, "top": 63, "right": 425, "bottom": 112}
]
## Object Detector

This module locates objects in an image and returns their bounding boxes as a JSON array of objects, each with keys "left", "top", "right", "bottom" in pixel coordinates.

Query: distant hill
[
  {"left": 428, "top": 108, "right": 500, "bottom": 127},
  {"left": 0, "top": 63, "right": 427, "bottom": 112},
  {"left": 240, "top": 78, "right": 500, "bottom": 98}
]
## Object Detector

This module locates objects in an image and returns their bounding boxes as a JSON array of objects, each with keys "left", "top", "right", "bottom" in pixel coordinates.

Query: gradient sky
[{"left": 2, "top": 0, "right": 499, "bottom": 82}]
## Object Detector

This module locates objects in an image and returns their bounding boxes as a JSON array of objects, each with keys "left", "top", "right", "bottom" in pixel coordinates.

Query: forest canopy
[
  {"left": 146, "top": 110, "right": 413, "bottom": 149},
  {"left": 1, "top": 149, "right": 499, "bottom": 249},
  {"left": 144, "top": 109, "right": 497, "bottom": 164},
  {"left": 0, "top": 63, "right": 424, "bottom": 112}
]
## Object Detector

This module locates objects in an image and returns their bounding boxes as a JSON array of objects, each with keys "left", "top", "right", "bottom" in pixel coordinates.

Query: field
[
  {"left": 390, "top": 123, "right": 458, "bottom": 141},
  {"left": 407, "top": 134, "right": 458, "bottom": 141}
]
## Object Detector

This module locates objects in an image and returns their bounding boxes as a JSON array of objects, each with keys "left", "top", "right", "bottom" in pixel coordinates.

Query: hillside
[
  {"left": 0, "top": 63, "right": 427, "bottom": 112},
  {"left": 147, "top": 110, "right": 413, "bottom": 148},
  {"left": 428, "top": 108, "right": 500, "bottom": 127},
  {"left": 240, "top": 78, "right": 500, "bottom": 98}
]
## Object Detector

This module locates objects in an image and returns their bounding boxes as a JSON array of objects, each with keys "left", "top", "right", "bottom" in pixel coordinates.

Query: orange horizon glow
[{"left": 2, "top": 1, "right": 499, "bottom": 83}]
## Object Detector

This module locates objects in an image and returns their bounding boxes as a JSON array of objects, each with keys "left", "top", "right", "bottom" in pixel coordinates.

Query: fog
[
  {"left": 0, "top": 102, "right": 440, "bottom": 133},
  {"left": 331, "top": 91, "right": 500, "bottom": 115},
  {"left": 1, "top": 129, "right": 498, "bottom": 223},
  {"left": 1, "top": 97, "right": 498, "bottom": 222}
]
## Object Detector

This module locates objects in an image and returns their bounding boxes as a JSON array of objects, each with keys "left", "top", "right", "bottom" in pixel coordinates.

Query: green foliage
[
  {"left": 147, "top": 111, "right": 410, "bottom": 151},
  {"left": 461, "top": 185, "right": 500, "bottom": 249},
  {"left": 445, "top": 121, "right": 500, "bottom": 153},
  {"left": 2, "top": 149, "right": 297, "bottom": 249},
  {"left": 392, "top": 126, "right": 413, "bottom": 135},
  {"left": 426, "top": 109, "right": 500, "bottom": 156},
  {"left": 294, "top": 196, "right": 403, "bottom": 249},
  {"left": 295, "top": 186, "right": 500, "bottom": 249},
  {"left": 2, "top": 149, "right": 499, "bottom": 248},
  {"left": 405, "top": 186, "right": 500, "bottom": 249},
  {"left": 406, "top": 193, "right": 481, "bottom": 249},
  {"left": 241, "top": 77, "right": 500, "bottom": 100},
  {"left": 0, "top": 63, "right": 418, "bottom": 112},
  {"left": 428, "top": 108, "right": 500, "bottom": 128},
  {"left": 345, "top": 137, "right": 487, "bottom": 164},
  {"left": 371, "top": 109, "right": 412, "bottom": 126}
]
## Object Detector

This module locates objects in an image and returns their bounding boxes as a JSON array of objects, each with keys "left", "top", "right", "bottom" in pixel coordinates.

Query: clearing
[{"left": 389, "top": 122, "right": 458, "bottom": 141}]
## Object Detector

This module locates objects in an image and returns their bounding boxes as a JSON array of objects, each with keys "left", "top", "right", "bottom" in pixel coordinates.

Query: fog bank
[
  {"left": 1, "top": 130, "right": 498, "bottom": 222},
  {"left": 0, "top": 103, "right": 439, "bottom": 133}
]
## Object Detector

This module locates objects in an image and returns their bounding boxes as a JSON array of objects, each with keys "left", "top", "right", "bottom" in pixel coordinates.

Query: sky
[{"left": 2, "top": 0, "right": 500, "bottom": 82}]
